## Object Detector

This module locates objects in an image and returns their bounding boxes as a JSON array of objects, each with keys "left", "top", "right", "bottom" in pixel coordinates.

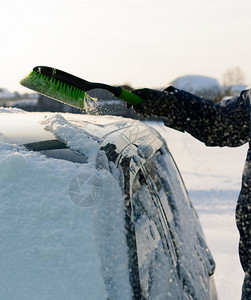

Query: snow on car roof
[
  {"left": 0, "top": 109, "right": 132, "bottom": 299},
  {"left": 0, "top": 109, "right": 162, "bottom": 168}
]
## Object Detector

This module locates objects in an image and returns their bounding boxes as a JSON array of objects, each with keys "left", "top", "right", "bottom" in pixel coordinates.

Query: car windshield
[{"left": 24, "top": 139, "right": 88, "bottom": 163}]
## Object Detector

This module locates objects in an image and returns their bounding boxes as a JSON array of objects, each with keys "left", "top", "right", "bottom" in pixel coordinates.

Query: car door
[{"left": 131, "top": 146, "right": 216, "bottom": 299}]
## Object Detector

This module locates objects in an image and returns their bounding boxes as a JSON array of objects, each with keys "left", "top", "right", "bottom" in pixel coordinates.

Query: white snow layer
[
  {"left": 0, "top": 107, "right": 24, "bottom": 113},
  {"left": 170, "top": 75, "right": 221, "bottom": 94},
  {"left": 42, "top": 114, "right": 101, "bottom": 163},
  {"left": 0, "top": 88, "right": 15, "bottom": 99},
  {"left": 0, "top": 112, "right": 132, "bottom": 299}
]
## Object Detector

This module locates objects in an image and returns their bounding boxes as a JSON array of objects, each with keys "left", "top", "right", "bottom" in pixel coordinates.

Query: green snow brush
[{"left": 20, "top": 66, "right": 143, "bottom": 109}]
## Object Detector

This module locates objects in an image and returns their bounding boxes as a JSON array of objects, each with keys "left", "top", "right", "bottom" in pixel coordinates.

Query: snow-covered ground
[
  {"left": 170, "top": 75, "right": 221, "bottom": 95},
  {"left": 0, "top": 88, "right": 15, "bottom": 99},
  {"left": 148, "top": 122, "right": 248, "bottom": 300}
]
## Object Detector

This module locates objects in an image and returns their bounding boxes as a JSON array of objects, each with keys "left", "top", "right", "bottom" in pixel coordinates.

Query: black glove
[{"left": 130, "top": 88, "right": 163, "bottom": 117}]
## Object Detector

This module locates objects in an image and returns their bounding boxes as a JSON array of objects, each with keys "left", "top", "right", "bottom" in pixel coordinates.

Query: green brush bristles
[{"left": 20, "top": 70, "right": 92, "bottom": 109}]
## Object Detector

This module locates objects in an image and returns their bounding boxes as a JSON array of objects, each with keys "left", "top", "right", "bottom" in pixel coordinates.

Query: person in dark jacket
[{"left": 131, "top": 86, "right": 251, "bottom": 299}]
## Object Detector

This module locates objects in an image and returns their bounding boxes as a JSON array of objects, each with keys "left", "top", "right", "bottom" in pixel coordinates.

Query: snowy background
[{"left": 149, "top": 122, "right": 247, "bottom": 300}]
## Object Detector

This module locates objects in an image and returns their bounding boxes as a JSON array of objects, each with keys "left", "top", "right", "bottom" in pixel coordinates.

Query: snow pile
[
  {"left": 170, "top": 75, "right": 222, "bottom": 99},
  {"left": 0, "top": 107, "right": 24, "bottom": 113},
  {"left": 0, "top": 88, "right": 15, "bottom": 99},
  {"left": 42, "top": 114, "right": 101, "bottom": 163},
  {"left": 0, "top": 113, "right": 132, "bottom": 300},
  {"left": 229, "top": 84, "right": 248, "bottom": 94}
]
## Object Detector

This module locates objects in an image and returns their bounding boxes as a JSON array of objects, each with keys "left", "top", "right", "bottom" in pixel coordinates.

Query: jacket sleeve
[{"left": 134, "top": 86, "right": 250, "bottom": 147}]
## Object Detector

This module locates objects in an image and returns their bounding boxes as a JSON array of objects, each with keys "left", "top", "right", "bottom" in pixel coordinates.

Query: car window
[
  {"left": 140, "top": 147, "right": 215, "bottom": 299},
  {"left": 24, "top": 139, "right": 67, "bottom": 151},
  {"left": 143, "top": 149, "right": 180, "bottom": 226},
  {"left": 132, "top": 171, "right": 160, "bottom": 297},
  {"left": 132, "top": 169, "right": 181, "bottom": 298},
  {"left": 141, "top": 151, "right": 178, "bottom": 266},
  {"left": 24, "top": 139, "right": 88, "bottom": 163}
]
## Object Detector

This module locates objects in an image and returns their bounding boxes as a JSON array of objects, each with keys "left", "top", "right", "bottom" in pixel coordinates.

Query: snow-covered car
[{"left": 0, "top": 108, "right": 217, "bottom": 300}]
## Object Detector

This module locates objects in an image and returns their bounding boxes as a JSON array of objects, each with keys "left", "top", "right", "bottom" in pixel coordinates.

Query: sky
[{"left": 1, "top": 0, "right": 251, "bottom": 93}]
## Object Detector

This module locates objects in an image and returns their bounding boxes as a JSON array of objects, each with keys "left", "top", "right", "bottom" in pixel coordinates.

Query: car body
[{"left": 0, "top": 108, "right": 217, "bottom": 299}]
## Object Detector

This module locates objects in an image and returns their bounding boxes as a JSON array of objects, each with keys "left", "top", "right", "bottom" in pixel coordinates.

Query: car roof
[
  {"left": 0, "top": 109, "right": 164, "bottom": 162},
  {"left": 0, "top": 111, "right": 55, "bottom": 144}
]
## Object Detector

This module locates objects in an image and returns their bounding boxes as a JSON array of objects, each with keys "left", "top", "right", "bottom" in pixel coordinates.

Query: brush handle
[
  {"left": 33, "top": 66, "right": 143, "bottom": 105},
  {"left": 118, "top": 87, "right": 143, "bottom": 105}
]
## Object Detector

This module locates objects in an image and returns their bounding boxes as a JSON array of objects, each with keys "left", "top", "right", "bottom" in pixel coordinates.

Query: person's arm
[{"left": 132, "top": 86, "right": 250, "bottom": 147}]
